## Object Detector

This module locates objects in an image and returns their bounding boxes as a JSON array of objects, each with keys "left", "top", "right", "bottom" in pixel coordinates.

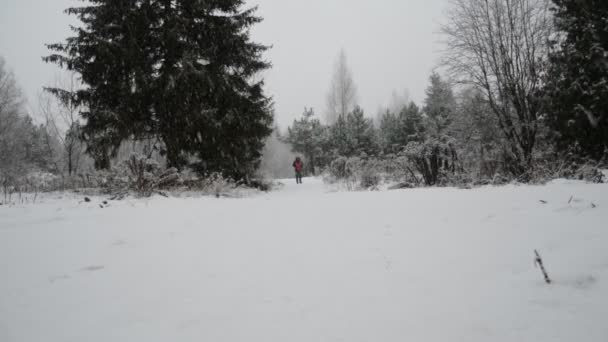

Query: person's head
[{"left": 296, "top": 157, "right": 301, "bottom": 162}]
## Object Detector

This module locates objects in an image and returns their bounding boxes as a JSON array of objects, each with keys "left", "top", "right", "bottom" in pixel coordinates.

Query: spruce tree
[
  {"left": 379, "top": 109, "right": 400, "bottom": 154},
  {"left": 329, "top": 114, "right": 351, "bottom": 157},
  {"left": 345, "top": 106, "right": 377, "bottom": 157},
  {"left": 544, "top": 0, "right": 608, "bottom": 159},
  {"left": 44, "top": 0, "right": 273, "bottom": 179},
  {"left": 285, "top": 108, "right": 327, "bottom": 174},
  {"left": 399, "top": 102, "right": 426, "bottom": 145},
  {"left": 423, "top": 73, "right": 455, "bottom": 137},
  {"left": 377, "top": 102, "right": 426, "bottom": 154}
]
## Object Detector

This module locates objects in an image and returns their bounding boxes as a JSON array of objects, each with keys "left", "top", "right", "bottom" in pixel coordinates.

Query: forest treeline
[{"left": 0, "top": 0, "right": 606, "bottom": 197}]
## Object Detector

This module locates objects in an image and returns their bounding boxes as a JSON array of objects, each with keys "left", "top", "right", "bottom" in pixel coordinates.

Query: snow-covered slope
[{"left": 1, "top": 178, "right": 607, "bottom": 341}]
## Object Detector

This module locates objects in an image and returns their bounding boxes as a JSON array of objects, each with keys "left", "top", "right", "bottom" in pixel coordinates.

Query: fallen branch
[
  {"left": 156, "top": 173, "right": 180, "bottom": 188},
  {"left": 109, "top": 190, "right": 129, "bottom": 201}
]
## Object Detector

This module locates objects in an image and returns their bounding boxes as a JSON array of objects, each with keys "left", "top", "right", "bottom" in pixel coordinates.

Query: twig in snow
[
  {"left": 534, "top": 250, "right": 552, "bottom": 284},
  {"left": 591, "top": 203, "right": 597, "bottom": 208},
  {"left": 155, "top": 191, "right": 169, "bottom": 198},
  {"left": 568, "top": 195, "right": 573, "bottom": 204},
  {"left": 539, "top": 200, "right": 547, "bottom": 204}
]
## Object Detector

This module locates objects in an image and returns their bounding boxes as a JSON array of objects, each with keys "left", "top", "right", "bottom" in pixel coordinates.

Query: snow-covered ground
[{"left": 1, "top": 178, "right": 607, "bottom": 341}]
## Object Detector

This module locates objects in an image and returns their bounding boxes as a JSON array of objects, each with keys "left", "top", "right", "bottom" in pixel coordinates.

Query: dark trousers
[{"left": 295, "top": 171, "right": 303, "bottom": 184}]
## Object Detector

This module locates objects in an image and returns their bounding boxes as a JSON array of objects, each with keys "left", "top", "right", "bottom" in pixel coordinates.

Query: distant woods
[
  {"left": 0, "top": 57, "right": 67, "bottom": 191},
  {"left": 1, "top": 0, "right": 607, "bottom": 193},
  {"left": 285, "top": 0, "right": 607, "bottom": 187}
]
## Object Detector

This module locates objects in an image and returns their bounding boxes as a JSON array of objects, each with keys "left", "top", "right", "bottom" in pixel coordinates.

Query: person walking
[{"left": 292, "top": 157, "right": 304, "bottom": 184}]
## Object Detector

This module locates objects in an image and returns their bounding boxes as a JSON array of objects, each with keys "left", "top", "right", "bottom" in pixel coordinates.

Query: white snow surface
[{"left": 1, "top": 178, "right": 607, "bottom": 341}]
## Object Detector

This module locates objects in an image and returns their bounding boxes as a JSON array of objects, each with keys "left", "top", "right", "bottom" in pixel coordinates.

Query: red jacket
[{"left": 293, "top": 160, "right": 303, "bottom": 172}]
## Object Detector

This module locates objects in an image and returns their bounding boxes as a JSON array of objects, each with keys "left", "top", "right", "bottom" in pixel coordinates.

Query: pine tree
[
  {"left": 414, "top": 73, "right": 460, "bottom": 181},
  {"left": 379, "top": 109, "right": 400, "bottom": 154},
  {"left": 285, "top": 108, "right": 327, "bottom": 174},
  {"left": 44, "top": 0, "right": 273, "bottom": 179},
  {"left": 544, "top": 0, "right": 608, "bottom": 159},
  {"left": 345, "top": 106, "right": 377, "bottom": 157},
  {"left": 326, "top": 107, "right": 377, "bottom": 158},
  {"left": 377, "top": 102, "right": 426, "bottom": 154},
  {"left": 329, "top": 114, "right": 351, "bottom": 157},
  {"left": 423, "top": 73, "right": 456, "bottom": 137},
  {"left": 399, "top": 102, "right": 426, "bottom": 145}
]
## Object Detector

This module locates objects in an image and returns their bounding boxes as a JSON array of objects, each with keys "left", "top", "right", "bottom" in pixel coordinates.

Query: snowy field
[{"left": 1, "top": 178, "right": 607, "bottom": 342}]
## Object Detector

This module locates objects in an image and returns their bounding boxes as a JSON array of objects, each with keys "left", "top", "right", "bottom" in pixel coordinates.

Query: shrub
[
  {"left": 325, "top": 156, "right": 384, "bottom": 190},
  {"left": 359, "top": 161, "right": 381, "bottom": 189},
  {"left": 125, "top": 154, "right": 161, "bottom": 196},
  {"left": 403, "top": 139, "right": 458, "bottom": 186}
]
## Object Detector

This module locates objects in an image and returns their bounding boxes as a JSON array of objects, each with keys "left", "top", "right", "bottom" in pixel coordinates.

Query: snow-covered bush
[
  {"left": 326, "top": 157, "right": 361, "bottom": 190},
  {"left": 325, "top": 156, "right": 384, "bottom": 190},
  {"left": 200, "top": 172, "right": 234, "bottom": 197},
  {"left": 382, "top": 154, "right": 421, "bottom": 185},
  {"left": 528, "top": 144, "right": 606, "bottom": 184},
  {"left": 89, "top": 157, "right": 269, "bottom": 198},
  {"left": 328, "top": 156, "right": 353, "bottom": 180},
  {"left": 22, "top": 172, "right": 61, "bottom": 191},
  {"left": 403, "top": 139, "right": 459, "bottom": 186},
  {"left": 359, "top": 161, "right": 381, "bottom": 189},
  {"left": 125, "top": 154, "right": 161, "bottom": 196}
]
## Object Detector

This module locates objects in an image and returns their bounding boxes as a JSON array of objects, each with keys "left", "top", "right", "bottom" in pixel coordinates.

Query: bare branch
[
  {"left": 440, "top": 0, "right": 551, "bottom": 176},
  {"left": 326, "top": 49, "right": 358, "bottom": 124}
]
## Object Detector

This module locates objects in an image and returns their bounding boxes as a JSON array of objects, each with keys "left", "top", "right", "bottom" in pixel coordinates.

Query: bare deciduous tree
[
  {"left": 326, "top": 49, "right": 358, "bottom": 124},
  {"left": 0, "top": 57, "right": 26, "bottom": 181},
  {"left": 0, "top": 59, "right": 21, "bottom": 118},
  {"left": 40, "top": 73, "right": 85, "bottom": 176},
  {"left": 441, "top": 0, "right": 552, "bottom": 177}
]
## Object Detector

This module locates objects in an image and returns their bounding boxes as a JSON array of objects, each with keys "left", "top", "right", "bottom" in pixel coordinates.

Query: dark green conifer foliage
[
  {"left": 544, "top": 0, "right": 608, "bottom": 159},
  {"left": 345, "top": 106, "right": 377, "bottom": 157},
  {"left": 285, "top": 108, "right": 326, "bottom": 174},
  {"left": 44, "top": 0, "right": 273, "bottom": 178}
]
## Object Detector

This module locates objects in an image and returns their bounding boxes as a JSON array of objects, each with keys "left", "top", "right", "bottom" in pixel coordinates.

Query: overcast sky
[{"left": 0, "top": 0, "right": 448, "bottom": 129}]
